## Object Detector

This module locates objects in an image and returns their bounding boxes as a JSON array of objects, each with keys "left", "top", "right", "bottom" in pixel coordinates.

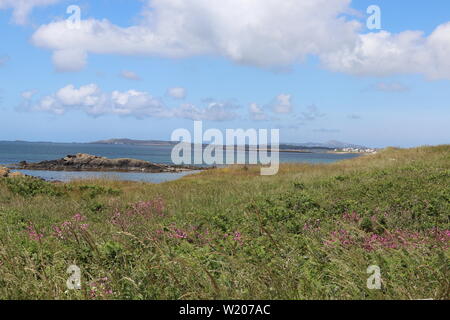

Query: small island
[{"left": 12, "top": 153, "right": 200, "bottom": 173}]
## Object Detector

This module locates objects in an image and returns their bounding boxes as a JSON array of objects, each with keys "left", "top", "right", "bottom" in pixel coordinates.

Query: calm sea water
[{"left": 0, "top": 141, "right": 360, "bottom": 182}]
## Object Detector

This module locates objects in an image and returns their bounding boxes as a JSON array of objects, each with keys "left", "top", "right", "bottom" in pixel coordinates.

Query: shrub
[{"left": 4, "top": 177, "right": 64, "bottom": 197}]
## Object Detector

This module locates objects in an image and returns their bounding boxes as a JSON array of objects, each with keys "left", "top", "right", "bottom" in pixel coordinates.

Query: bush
[{"left": 4, "top": 177, "right": 64, "bottom": 197}]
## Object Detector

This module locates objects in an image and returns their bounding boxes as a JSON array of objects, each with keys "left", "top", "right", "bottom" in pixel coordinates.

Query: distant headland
[{"left": 89, "top": 138, "right": 375, "bottom": 154}]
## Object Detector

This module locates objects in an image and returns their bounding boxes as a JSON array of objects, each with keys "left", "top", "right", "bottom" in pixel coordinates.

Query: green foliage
[
  {"left": 0, "top": 145, "right": 449, "bottom": 300},
  {"left": 360, "top": 217, "right": 373, "bottom": 233},
  {"left": 4, "top": 176, "right": 64, "bottom": 197},
  {"left": 101, "top": 241, "right": 124, "bottom": 260},
  {"left": 79, "top": 185, "right": 121, "bottom": 198}
]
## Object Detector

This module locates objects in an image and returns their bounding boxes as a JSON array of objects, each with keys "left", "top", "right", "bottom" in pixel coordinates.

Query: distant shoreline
[{"left": 0, "top": 139, "right": 374, "bottom": 153}]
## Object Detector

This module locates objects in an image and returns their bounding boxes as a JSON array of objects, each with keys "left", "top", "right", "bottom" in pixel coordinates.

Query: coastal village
[{"left": 334, "top": 147, "right": 377, "bottom": 154}]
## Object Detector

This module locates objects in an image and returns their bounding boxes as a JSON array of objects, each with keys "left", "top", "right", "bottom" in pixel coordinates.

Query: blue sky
[{"left": 0, "top": 0, "right": 450, "bottom": 148}]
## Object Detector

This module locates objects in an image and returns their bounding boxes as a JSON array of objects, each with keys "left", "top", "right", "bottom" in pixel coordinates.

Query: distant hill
[{"left": 90, "top": 138, "right": 368, "bottom": 151}]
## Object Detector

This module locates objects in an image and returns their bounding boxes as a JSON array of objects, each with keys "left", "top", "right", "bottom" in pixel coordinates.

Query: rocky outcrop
[
  {"left": 0, "top": 167, "right": 25, "bottom": 178},
  {"left": 0, "top": 166, "right": 10, "bottom": 177},
  {"left": 13, "top": 153, "right": 199, "bottom": 173},
  {"left": 8, "top": 172, "right": 25, "bottom": 178}
]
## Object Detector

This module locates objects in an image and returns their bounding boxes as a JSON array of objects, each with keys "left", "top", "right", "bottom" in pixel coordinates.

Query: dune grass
[{"left": 0, "top": 145, "right": 448, "bottom": 300}]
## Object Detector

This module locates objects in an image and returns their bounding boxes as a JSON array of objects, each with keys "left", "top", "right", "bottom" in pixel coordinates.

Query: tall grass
[{"left": 0, "top": 145, "right": 448, "bottom": 299}]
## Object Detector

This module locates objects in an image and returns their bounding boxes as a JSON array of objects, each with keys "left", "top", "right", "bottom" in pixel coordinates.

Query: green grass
[{"left": 0, "top": 145, "right": 449, "bottom": 300}]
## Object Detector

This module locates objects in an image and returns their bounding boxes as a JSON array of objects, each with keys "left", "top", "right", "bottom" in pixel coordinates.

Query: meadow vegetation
[{"left": 0, "top": 145, "right": 448, "bottom": 300}]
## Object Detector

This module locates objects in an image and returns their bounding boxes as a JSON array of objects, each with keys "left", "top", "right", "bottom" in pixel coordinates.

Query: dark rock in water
[{"left": 13, "top": 153, "right": 200, "bottom": 173}]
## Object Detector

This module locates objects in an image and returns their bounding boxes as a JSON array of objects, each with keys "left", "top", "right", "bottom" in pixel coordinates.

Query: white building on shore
[{"left": 335, "top": 147, "right": 377, "bottom": 154}]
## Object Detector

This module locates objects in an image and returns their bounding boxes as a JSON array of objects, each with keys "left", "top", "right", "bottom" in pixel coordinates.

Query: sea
[{"left": 0, "top": 141, "right": 361, "bottom": 183}]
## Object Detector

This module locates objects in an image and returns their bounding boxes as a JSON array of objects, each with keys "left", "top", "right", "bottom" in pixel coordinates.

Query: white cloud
[
  {"left": 174, "top": 102, "right": 239, "bottom": 121},
  {"left": 109, "top": 90, "right": 168, "bottom": 118},
  {"left": 271, "top": 94, "right": 293, "bottom": 114},
  {"left": 120, "top": 70, "right": 141, "bottom": 81},
  {"left": 249, "top": 103, "right": 269, "bottom": 121},
  {"left": 28, "top": 1, "right": 450, "bottom": 80},
  {"left": 31, "top": 0, "right": 360, "bottom": 71},
  {"left": 0, "top": 0, "right": 60, "bottom": 25},
  {"left": 16, "top": 89, "right": 39, "bottom": 112},
  {"left": 25, "top": 84, "right": 238, "bottom": 121},
  {"left": 167, "top": 87, "right": 187, "bottom": 99},
  {"left": 52, "top": 49, "right": 87, "bottom": 72},
  {"left": 21, "top": 89, "right": 38, "bottom": 99},
  {"left": 32, "top": 84, "right": 168, "bottom": 118},
  {"left": 321, "top": 23, "right": 450, "bottom": 80}
]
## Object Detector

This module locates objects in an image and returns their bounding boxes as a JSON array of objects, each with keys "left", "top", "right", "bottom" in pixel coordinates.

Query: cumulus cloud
[
  {"left": 16, "top": 89, "right": 39, "bottom": 111},
  {"left": 31, "top": 0, "right": 360, "bottom": 71},
  {"left": 321, "top": 24, "right": 450, "bottom": 80},
  {"left": 28, "top": 84, "right": 168, "bottom": 117},
  {"left": 120, "top": 70, "right": 141, "bottom": 81},
  {"left": 167, "top": 87, "right": 187, "bottom": 99},
  {"left": 250, "top": 94, "right": 300, "bottom": 119},
  {"left": 24, "top": 84, "right": 238, "bottom": 121},
  {"left": 27, "top": 0, "right": 450, "bottom": 80},
  {"left": 52, "top": 49, "right": 87, "bottom": 72},
  {"left": 174, "top": 102, "right": 240, "bottom": 121},
  {"left": 270, "top": 94, "right": 293, "bottom": 114},
  {"left": 249, "top": 103, "right": 269, "bottom": 121},
  {"left": 0, "top": 0, "right": 60, "bottom": 25}
]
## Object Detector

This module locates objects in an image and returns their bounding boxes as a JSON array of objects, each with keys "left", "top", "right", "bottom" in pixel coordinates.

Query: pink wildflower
[
  {"left": 26, "top": 224, "right": 44, "bottom": 242},
  {"left": 342, "top": 212, "right": 361, "bottom": 223},
  {"left": 233, "top": 232, "right": 243, "bottom": 245},
  {"left": 73, "top": 213, "right": 86, "bottom": 222},
  {"left": 172, "top": 228, "right": 188, "bottom": 239}
]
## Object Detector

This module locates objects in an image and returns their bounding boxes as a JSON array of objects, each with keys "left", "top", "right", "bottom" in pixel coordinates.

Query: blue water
[
  {"left": 0, "top": 141, "right": 361, "bottom": 182},
  {"left": 0, "top": 142, "right": 175, "bottom": 165},
  {"left": 15, "top": 169, "right": 199, "bottom": 183}
]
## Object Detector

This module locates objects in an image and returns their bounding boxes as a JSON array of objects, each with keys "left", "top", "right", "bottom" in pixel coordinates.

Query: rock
[
  {"left": 0, "top": 167, "right": 26, "bottom": 178},
  {"left": 0, "top": 166, "right": 10, "bottom": 177},
  {"left": 8, "top": 172, "right": 25, "bottom": 178},
  {"left": 12, "top": 153, "right": 201, "bottom": 174}
]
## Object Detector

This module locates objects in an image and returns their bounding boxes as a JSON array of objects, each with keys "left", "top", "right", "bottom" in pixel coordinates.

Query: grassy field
[{"left": 0, "top": 146, "right": 449, "bottom": 300}]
